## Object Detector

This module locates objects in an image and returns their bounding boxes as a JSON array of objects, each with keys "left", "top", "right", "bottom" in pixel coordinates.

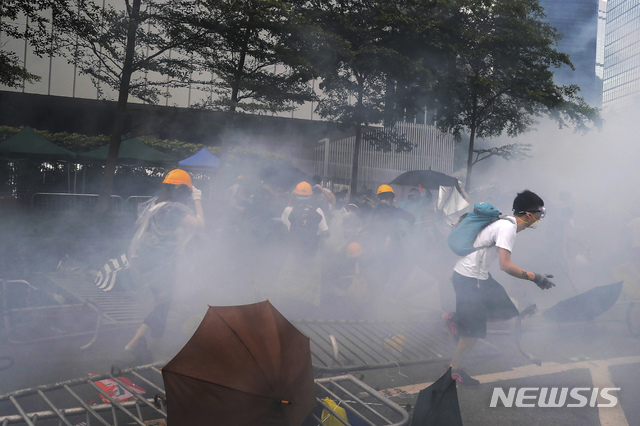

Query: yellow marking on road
[{"left": 381, "top": 355, "right": 640, "bottom": 398}]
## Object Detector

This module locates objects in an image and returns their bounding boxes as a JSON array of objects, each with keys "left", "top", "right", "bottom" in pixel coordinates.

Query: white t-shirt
[
  {"left": 281, "top": 206, "right": 329, "bottom": 232},
  {"left": 453, "top": 217, "right": 517, "bottom": 280}
]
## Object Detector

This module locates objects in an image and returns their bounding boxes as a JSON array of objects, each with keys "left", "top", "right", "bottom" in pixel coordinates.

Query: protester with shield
[
  {"left": 443, "top": 190, "right": 555, "bottom": 385},
  {"left": 123, "top": 169, "right": 205, "bottom": 363}
]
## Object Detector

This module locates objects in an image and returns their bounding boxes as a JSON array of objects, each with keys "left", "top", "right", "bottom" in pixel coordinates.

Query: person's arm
[
  {"left": 315, "top": 185, "right": 336, "bottom": 209},
  {"left": 499, "top": 247, "right": 555, "bottom": 289},
  {"left": 498, "top": 248, "right": 534, "bottom": 280},
  {"left": 182, "top": 187, "right": 205, "bottom": 229}
]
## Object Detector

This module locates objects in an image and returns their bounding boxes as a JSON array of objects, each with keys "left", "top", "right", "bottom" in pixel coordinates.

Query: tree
[
  {"left": 0, "top": 1, "right": 62, "bottom": 87},
  {"left": 428, "top": 0, "right": 601, "bottom": 191},
  {"left": 188, "top": 0, "right": 316, "bottom": 114},
  {"left": 53, "top": 0, "right": 206, "bottom": 214},
  {"left": 306, "top": 0, "right": 418, "bottom": 197}
]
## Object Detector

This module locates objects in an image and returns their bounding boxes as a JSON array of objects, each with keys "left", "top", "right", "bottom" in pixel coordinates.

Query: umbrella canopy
[
  {"left": 259, "top": 165, "right": 310, "bottom": 191},
  {"left": 178, "top": 147, "right": 220, "bottom": 169},
  {"left": 162, "top": 300, "right": 316, "bottom": 426},
  {"left": 390, "top": 170, "right": 458, "bottom": 190},
  {"left": 77, "top": 137, "right": 176, "bottom": 166},
  {"left": 410, "top": 366, "right": 463, "bottom": 426},
  {"left": 543, "top": 281, "right": 623, "bottom": 322},
  {"left": 0, "top": 126, "right": 76, "bottom": 160}
]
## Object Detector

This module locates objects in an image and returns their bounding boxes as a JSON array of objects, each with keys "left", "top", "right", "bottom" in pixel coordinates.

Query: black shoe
[{"left": 451, "top": 368, "right": 480, "bottom": 386}]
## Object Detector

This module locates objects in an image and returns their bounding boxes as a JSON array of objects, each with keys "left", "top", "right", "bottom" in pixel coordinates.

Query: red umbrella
[{"left": 162, "top": 301, "right": 316, "bottom": 426}]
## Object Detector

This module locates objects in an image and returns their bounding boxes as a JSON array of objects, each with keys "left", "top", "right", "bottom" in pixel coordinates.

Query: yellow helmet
[
  {"left": 163, "top": 169, "right": 192, "bottom": 189},
  {"left": 376, "top": 184, "right": 394, "bottom": 195},
  {"left": 294, "top": 181, "right": 313, "bottom": 196}
]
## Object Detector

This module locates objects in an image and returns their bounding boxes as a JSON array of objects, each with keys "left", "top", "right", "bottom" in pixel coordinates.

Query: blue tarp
[{"left": 178, "top": 148, "right": 220, "bottom": 169}]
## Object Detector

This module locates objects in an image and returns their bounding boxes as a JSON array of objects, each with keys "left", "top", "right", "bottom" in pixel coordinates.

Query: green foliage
[
  {"left": 427, "top": 0, "right": 602, "bottom": 189},
  {"left": 0, "top": 1, "right": 61, "bottom": 87},
  {"left": 187, "top": 0, "right": 316, "bottom": 113},
  {"left": 52, "top": 0, "right": 199, "bottom": 104}
]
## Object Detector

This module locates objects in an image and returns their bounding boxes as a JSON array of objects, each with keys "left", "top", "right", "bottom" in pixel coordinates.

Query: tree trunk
[
  {"left": 350, "top": 77, "right": 365, "bottom": 200},
  {"left": 95, "top": 0, "right": 141, "bottom": 216},
  {"left": 465, "top": 125, "right": 475, "bottom": 193},
  {"left": 350, "top": 124, "right": 362, "bottom": 200}
]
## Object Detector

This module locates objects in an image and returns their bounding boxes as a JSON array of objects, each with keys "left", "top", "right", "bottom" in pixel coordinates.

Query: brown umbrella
[{"left": 162, "top": 301, "right": 316, "bottom": 426}]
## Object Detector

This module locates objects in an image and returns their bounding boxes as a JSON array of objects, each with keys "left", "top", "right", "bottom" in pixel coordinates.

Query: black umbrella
[
  {"left": 389, "top": 170, "right": 458, "bottom": 190},
  {"left": 543, "top": 282, "right": 623, "bottom": 323},
  {"left": 259, "top": 165, "right": 310, "bottom": 191},
  {"left": 410, "top": 366, "right": 463, "bottom": 426}
]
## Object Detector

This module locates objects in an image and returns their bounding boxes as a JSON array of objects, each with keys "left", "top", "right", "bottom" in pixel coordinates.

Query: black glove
[{"left": 533, "top": 273, "right": 555, "bottom": 290}]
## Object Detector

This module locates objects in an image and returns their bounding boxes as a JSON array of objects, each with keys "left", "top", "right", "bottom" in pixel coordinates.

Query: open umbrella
[
  {"left": 543, "top": 281, "right": 623, "bottom": 322},
  {"left": 410, "top": 366, "right": 463, "bottom": 426},
  {"left": 259, "top": 165, "right": 309, "bottom": 191},
  {"left": 390, "top": 170, "right": 458, "bottom": 190},
  {"left": 162, "top": 300, "right": 316, "bottom": 426}
]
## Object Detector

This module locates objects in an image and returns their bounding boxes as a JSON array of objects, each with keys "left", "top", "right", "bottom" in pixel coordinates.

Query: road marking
[{"left": 381, "top": 355, "right": 640, "bottom": 402}]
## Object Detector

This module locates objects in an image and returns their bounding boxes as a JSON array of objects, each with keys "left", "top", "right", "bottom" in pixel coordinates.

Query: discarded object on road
[
  {"left": 162, "top": 300, "right": 316, "bottom": 426},
  {"left": 410, "top": 366, "right": 463, "bottom": 426},
  {"left": 543, "top": 282, "right": 623, "bottom": 322}
]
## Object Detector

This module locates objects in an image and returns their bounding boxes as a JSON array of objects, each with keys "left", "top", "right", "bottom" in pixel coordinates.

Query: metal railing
[
  {"left": 30, "top": 193, "right": 153, "bottom": 214},
  {"left": 0, "top": 364, "right": 410, "bottom": 426},
  {"left": 31, "top": 193, "right": 124, "bottom": 213}
]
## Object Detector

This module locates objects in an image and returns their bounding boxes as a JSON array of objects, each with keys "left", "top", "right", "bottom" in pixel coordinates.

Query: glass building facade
[
  {"left": 603, "top": 0, "right": 640, "bottom": 110},
  {"left": 539, "top": 0, "right": 601, "bottom": 106}
]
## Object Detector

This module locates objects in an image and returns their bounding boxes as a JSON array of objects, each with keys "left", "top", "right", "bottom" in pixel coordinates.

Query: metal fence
[
  {"left": 0, "top": 364, "right": 410, "bottom": 426},
  {"left": 314, "top": 122, "right": 455, "bottom": 192},
  {"left": 30, "top": 193, "right": 152, "bottom": 214}
]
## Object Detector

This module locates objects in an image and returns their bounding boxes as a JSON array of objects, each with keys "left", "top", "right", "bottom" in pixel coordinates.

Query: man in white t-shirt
[{"left": 442, "top": 190, "right": 555, "bottom": 386}]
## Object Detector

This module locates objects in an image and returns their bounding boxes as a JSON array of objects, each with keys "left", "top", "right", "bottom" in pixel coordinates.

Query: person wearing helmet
[
  {"left": 275, "top": 181, "right": 330, "bottom": 318},
  {"left": 123, "top": 169, "right": 205, "bottom": 364},
  {"left": 360, "top": 184, "right": 415, "bottom": 314}
]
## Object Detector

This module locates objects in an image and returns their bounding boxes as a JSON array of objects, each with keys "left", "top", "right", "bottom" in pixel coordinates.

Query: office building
[{"left": 602, "top": 0, "right": 640, "bottom": 110}]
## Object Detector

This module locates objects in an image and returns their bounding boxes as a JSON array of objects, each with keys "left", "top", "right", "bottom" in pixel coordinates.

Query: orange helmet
[
  {"left": 346, "top": 242, "right": 363, "bottom": 258},
  {"left": 294, "top": 181, "right": 313, "bottom": 196},
  {"left": 376, "top": 184, "right": 394, "bottom": 195},
  {"left": 163, "top": 169, "right": 192, "bottom": 189}
]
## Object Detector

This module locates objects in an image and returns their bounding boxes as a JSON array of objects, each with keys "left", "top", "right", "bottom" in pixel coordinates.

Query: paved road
[{"left": 1, "top": 304, "right": 639, "bottom": 426}]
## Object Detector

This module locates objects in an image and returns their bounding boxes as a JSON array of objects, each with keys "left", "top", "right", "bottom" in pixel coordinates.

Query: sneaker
[
  {"left": 451, "top": 368, "right": 480, "bottom": 386},
  {"left": 442, "top": 312, "right": 459, "bottom": 343}
]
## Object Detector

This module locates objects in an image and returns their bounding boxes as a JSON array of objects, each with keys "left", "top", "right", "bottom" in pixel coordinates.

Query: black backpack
[{"left": 288, "top": 204, "right": 323, "bottom": 255}]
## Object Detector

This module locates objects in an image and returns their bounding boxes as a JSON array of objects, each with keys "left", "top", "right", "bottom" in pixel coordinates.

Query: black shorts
[{"left": 452, "top": 271, "right": 519, "bottom": 338}]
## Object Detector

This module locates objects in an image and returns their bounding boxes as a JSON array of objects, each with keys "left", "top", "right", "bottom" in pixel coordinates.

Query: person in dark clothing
[
  {"left": 124, "top": 169, "right": 205, "bottom": 362},
  {"left": 361, "top": 185, "right": 415, "bottom": 316}
]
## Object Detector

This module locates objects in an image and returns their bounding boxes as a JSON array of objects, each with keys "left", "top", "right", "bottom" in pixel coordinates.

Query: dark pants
[{"left": 452, "top": 271, "right": 519, "bottom": 339}]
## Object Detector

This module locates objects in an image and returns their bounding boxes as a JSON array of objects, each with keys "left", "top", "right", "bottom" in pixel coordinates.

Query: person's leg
[
  {"left": 450, "top": 336, "right": 477, "bottom": 369},
  {"left": 125, "top": 323, "right": 149, "bottom": 351}
]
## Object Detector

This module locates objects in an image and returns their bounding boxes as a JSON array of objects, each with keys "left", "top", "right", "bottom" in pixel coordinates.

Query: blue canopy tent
[
  {"left": 178, "top": 148, "right": 220, "bottom": 170},
  {"left": 178, "top": 148, "right": 220, "bottom": 198}
]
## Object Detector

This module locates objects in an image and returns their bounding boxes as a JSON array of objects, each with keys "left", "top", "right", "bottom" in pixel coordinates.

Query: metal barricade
[
  {"left": 0, "top": 363, "right": 166, "bottom": 426},
  {"left": 0, "top": 364, "right": 410, "bottom": 426},
  {"left": 292, "top": 318, "right": 500, "bottom": 374},
  {"left": 1, "top": 279, "right": 102, "bottom": 351},
  {"left": 30, "top": 193, "right": 123, "bottom": 213}
]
